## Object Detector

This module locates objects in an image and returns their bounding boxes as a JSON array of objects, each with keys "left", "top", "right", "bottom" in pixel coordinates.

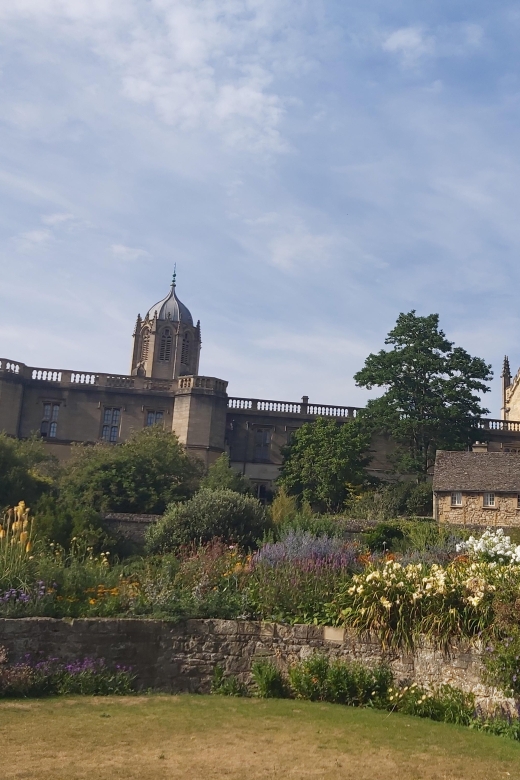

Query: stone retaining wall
[{"left": 0, "top": 618, "right": 514, "bottom": 712}]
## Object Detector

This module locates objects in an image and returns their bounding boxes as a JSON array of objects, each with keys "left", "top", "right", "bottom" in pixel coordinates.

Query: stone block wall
[
  {"left": 437, "top": 492, "right": 520, "bottom": 527},
  {"left": 0, "top": 618, "right": 513, "bottom": 713}
]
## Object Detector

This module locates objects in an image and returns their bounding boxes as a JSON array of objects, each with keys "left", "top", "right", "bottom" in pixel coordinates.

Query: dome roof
[{"left": 145, "top": 276, "right": 194, "bottom": 326}]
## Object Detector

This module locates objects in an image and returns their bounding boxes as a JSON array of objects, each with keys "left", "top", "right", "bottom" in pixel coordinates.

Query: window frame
[
  {"left": 41, "top": 402, "right": 60, "bottom": 438},
  {"left": 483, "top": 492, "right": 496, "bottom": 508},
  {"left": 145, "top": 410, "right": 164, "bottom": 427},
  {"left": 181, "top": 331, "right": 190, "bottom": 365},
  {"left": 450, "top": 491, "right": 462, "bottom": 507},
  {"left": 101, "top": 407, "right": 121, "bottom": 443},
  {"left": 159, "top": 328, "right": 172, "bottom": 362}
]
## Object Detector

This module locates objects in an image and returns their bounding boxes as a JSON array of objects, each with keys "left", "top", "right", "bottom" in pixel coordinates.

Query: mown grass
[{"left": 1, "top": 695, "right": 520, "bottom": 780}]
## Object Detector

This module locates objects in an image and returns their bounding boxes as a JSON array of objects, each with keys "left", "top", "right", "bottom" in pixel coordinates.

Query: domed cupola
[
  {"left": 130, "top": 274, "right": 201, "bottom": 381},
  {"left": 145, "top": 273, "right": 194, "bottom": 326}
]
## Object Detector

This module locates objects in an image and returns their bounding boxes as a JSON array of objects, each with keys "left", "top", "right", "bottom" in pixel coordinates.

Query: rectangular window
[
  {"left": 41, "top": 403, "right": 60, "bottom": 438},
  {"left": 517, "top": 495, "right": 520, "bottom": 510},
  {"left": 451, "top": 492, "right": 462, "bottom": 507},
  {"left": 254, "top": 427, "right": 271, "bottom": 461},
  {"left": 146, "top": 410, "right": 164, "bottom": 427},
  {"left": 101, "top": 408, "right": 121, "bottom": 443},
  {"left": 483, "top": 492, "right": 495, "bottom": 508}
]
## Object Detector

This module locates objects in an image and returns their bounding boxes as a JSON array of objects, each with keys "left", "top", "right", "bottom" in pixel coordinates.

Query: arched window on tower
[
  {"left": 140, "top": 328, "right": 150, "bottom": 362},
  {"left": 159, "top": 328, "right": 172, "bottom": 361},
  {"left": 181, "top": 332, "right": 190, "bottom": 365}
]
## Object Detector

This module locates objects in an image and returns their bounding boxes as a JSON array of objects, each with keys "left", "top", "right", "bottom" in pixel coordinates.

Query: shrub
[
  {"left": 391, "top": 683, "right": 475, "bottom": 726},
  {"left": 482, "top": 631, "right": 520, "bottom": 699},
  {"left": 211, "top": 665, "right": 247, "bottom": 696},
  {"left": 347, "top": 482, "right": 433, "bottom": 521},
  {"left": 201, "top": 454, "right": 251, "bottom": 494},
  {"left": 288, "top": 654, "right": 392, "bottom": 707},
  {"left": 328, "top": 559, "right": 504, "bottom": 649},
  {"left": 146, "top": 489, "right": 269, "bottom": 553},
  {"left": 364, "top": 522, "right": 404, "bottom": 553},
  {"left": 248, "top": 556, "right": 351, "bottom": 625},
  {"left": 251, "top": 660, "right": 288, "bottom": 698},
  {"left": 254, "top": 530, "right": 358, "bottom": 567}
]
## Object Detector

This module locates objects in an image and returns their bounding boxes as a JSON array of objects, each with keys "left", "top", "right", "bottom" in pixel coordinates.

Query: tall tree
[
  {"left": 278, "top": 418, "right": 370, "bottom": 512},
  {"left": 354, "top": 311, "right": 492, "bottom": 479},
  {"left": 59, "top": 426, "right": 202, "bottom": 515}
]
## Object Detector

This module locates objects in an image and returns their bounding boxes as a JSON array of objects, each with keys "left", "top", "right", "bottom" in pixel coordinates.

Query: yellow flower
[
  {"left": 89, "top": 598, "right": 97, "bottom": 605},
  {"left": 19, "top": 531, "right": 28, "bottom": 545},
  {"left": 25, "top": 542, "right": 32, "bottom": 553}
]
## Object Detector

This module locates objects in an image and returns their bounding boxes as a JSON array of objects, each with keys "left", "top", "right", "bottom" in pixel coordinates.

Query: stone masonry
[{"left": 0, "top": 618, "right": 514, "bottom": 713}]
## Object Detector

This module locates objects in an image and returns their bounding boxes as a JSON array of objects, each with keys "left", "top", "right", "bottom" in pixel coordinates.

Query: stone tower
[
  {"left": 130, "top": 274, "right": 201, "bottom": 380},
  {"left": 501, "top": 355, "right": 512, "bottom": 420}
]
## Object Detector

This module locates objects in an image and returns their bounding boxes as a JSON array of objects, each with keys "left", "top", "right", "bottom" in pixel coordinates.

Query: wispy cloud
[
  {"left": 0, "top": 2, "right": 519, "bottom": 414},
  {"left": 111, "top": 243, "right": 150, "bottom": 262}
]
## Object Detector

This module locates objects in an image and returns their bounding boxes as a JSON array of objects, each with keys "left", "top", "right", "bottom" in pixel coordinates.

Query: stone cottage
[{"left": 433, "top": 450, "right": 520, "bottom": 527}]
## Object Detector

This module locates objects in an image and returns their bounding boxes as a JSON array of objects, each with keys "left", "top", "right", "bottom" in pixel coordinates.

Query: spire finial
[{"left": 171, "top": 264, "right": 177, "bottom": 288}]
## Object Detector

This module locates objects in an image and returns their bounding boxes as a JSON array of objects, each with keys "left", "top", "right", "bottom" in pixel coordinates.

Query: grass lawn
[{"left": 1, "top": 695, "right": 520, "bottom": 780}]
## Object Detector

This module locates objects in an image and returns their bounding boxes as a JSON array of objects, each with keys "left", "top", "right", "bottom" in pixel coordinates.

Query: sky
[{"left": 1, "top": 1, "right": 520, "bottom": 415}]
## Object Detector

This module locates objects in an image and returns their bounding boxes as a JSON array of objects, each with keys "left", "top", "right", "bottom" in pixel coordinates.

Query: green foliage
[
  {"left": 247, "top": 558, "right": 350, "bottom": 625},
  {"left": 0, "top": 434, "right": 54, "bottom": 509},
  {"left": 251, "top": 660, "right": 288, "bottom": 698},
  {"left": 354, "top": 311, "right": 492, "bottom": 478},
  {"left": 59, "top": 427, "right": 202, "bottom": 516},
  {"left": 346, "top": 481, "right": 433, "bottom": 523},
  {"left": 211, "top": 665, "right": 247, "bottom": 696},
  {"left": 0, "top": 648, "right": 135, "bottom": 697},
  {"left": 328, "top": 559, "right": 502, "bottom": 650},
  {"left": 127, "top": 542, "right": 249, "bottom": 621},
  {"left": 364, "top": 522, "right": 404, "bottom": 552},
  {"left": 482, "top": 631, "right": 520, "bottom": 699},
  {"left": 201, "top": 454, "right": 251, "bottom": 494},
  {"left": 279, "top": 418, "right": 370, "bottom": 512},
  {"left": 288, "top": 655, "right": 392, "bottom": 708},
  {"left": 391, "top": 683, "right": 475, "bottom": 725},
  {"left": 270, "top": 487, "right": 299, "bottom": 525},
  {"left": 146, "top": 488, "right": 268, "bottom": 553}
]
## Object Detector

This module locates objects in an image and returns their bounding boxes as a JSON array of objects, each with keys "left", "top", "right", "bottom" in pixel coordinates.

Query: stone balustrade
[{"left": 228, "top": 396, "right": 361, "bottom": 418}]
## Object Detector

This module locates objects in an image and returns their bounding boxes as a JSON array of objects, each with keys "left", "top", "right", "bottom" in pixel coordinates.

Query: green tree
[
  {"left": 354, "top": 311, "right": 492, "bottom": 479},
  {"left": 59, "top": 426, "right": 202, "bottom": 516},
  {"left": 278, "top": 418, "right": 370, "bottom": 512},
  {"left": 0, "top": 433, "right": 54, "bottom": 509},
  {"left": 200, "top": 453, "right": 252, "bottom": 494}
]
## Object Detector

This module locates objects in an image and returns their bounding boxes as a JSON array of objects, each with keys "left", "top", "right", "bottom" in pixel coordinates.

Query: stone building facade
[
  {"left": 433, "top": 451, "right": 520, "bottom": 527},
  {"left": 2, "top": 279, "right": 520, "bottom": 497}
]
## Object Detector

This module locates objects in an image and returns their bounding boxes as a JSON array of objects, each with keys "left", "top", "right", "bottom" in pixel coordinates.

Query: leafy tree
[
  {"left": 354, "top": 311, "right": 492, "bottom": 479},
  {"left": 278, "top": 418, "right": 370, "bottom": 512},
  {"left": 201, "top": 453, "right": 252, "bottom": 494},
  {"left": 59, "top": 426, "right": 202, "bottom": 516},
  {"left": 146, "top": 488, "right": 269, "bottom": 553},
  {"left": 0, "top": 433, "right": 54, "bottom": 509}
]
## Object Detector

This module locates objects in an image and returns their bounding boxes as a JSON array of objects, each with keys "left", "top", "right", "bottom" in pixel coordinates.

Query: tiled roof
[{"left": 433, "top": 451, "right": 520, "bottom": 492}]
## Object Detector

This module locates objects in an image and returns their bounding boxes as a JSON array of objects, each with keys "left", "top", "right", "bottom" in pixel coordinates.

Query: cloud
[
  {"left": 14, "top": 229, "right": 52, "bottom": 252},
  {"left": 111, "top": 244, "right": 150, "bottom": 262},
  {"left": 382, "top": 27, "right": 435, "bottom": 66},
  {"left": 0, "top": 0, "right": 313, "bottom": 153},
  {"left": 41, "top": 212, "right": 75, "bottom": 225}
]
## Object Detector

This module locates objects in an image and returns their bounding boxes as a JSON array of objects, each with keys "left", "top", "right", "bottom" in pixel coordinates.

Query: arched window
[
  {"left": 140, "top": 328, "right": 150, "bottom": 362},
  {"left": 159, "top": 328, "right": 172, "bottom": 361},
  {"left": 181, "top": 332, "right": 190, "bottom": 365}
]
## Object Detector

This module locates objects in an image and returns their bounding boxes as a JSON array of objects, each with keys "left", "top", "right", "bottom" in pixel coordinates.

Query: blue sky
[{"left": 1, "top": 1, "right": 519, "bottom": 415}]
